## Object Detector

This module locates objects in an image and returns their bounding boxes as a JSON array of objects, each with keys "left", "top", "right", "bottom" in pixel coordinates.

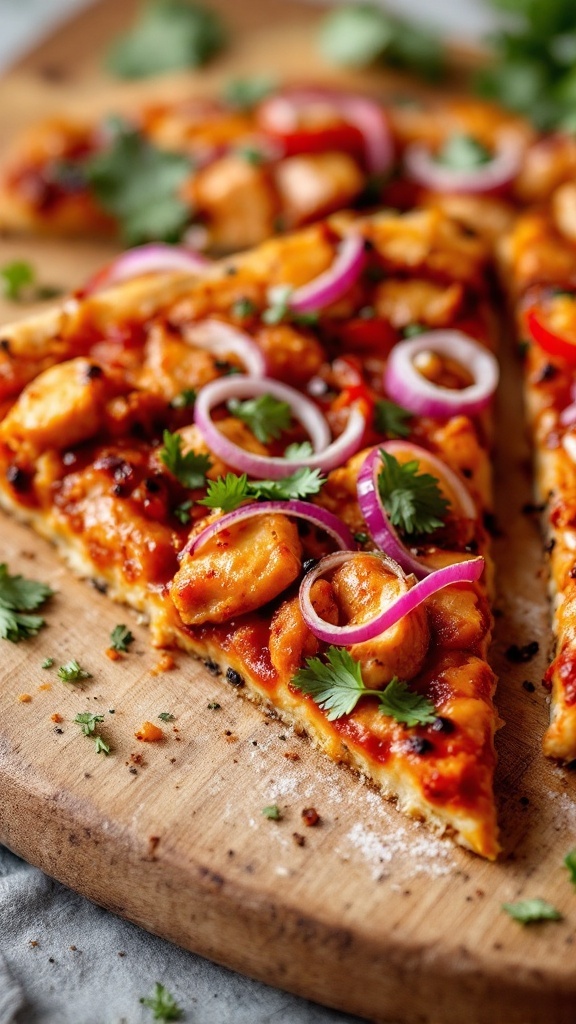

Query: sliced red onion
[
  {"left": 278, "top": 233, "right": 365, "bottom": 314},
  {"left": 356, "top": 442, "right": 476, "bottom": 579},
  {"left": 404, "top": 137, "right": 521, "bottom": 194},
  {"left": 180, "top": 499, "right": 355, "bottom": 560},
  {"left": 560, "top": 382, "right": 576, "bottom": 427},
  {"left": 184, "top": 319, "right": 267, "bottom": 377},
  {"left": 194, "top": 376, "right": 365, "bottom": 479},
  {"left": 83, "top": 244, "right": 211, "bottom": 296},
  {"left": 299, "top": 550, "right": 484, "bottom": 645},
  {"left": 258, "top": 89, "right": 394, "bottom": 174},
  {"left": 384, "top": 331, "right": 499, "bottom": 419}
]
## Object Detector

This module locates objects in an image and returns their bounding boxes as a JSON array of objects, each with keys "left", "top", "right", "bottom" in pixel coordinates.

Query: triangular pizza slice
[{"left": 0, "top": 209, "right": 501, "bottom": 856}]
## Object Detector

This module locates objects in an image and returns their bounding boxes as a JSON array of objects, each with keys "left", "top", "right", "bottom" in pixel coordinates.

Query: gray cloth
[{"left": 0, "top": 846, "right": 364, "bottom": 1024}]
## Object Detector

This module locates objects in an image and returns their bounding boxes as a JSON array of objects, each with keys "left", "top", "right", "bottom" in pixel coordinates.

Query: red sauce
[{"left": 551, "top": 648, "right": 576, "bottom": 706}]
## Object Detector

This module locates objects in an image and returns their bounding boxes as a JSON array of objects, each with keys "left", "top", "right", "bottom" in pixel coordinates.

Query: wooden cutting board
[{"left": 0, "top": 3, "right": 575, "bottom": 1023}]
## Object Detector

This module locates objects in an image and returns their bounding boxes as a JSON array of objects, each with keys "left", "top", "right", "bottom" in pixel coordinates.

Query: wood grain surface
[{"left": 0, "top": 3, "right": 575, "bottom": 1023}]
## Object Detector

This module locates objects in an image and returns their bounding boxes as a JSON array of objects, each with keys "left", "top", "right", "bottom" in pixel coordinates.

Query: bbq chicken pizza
[{"left": 0, "top": 209, "right": 502, "bottom": 858}]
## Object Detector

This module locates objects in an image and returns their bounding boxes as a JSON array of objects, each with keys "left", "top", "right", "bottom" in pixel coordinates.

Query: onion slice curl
[
  {"left": 180, "top": 499, "right": 356, "bottom": 560},
  {"left": 194, "top": 375, "right": 366, "bottom": 480},
  {"left": 404, "top": 137, "right": 521, "bottom": 195},
  {"left": 299, "top": 550, "right": 484, "bottom": 645},
  {"left": 82, "top": 243, "right": 211, "bottom": 296},
  {"left": 384, "top": 330, "right": 499, "bottom": 420},
  {"left": 356, "top": 442, "right": 477, "bottom": 579}
]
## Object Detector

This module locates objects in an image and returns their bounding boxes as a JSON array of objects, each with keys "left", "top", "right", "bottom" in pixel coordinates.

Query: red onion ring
[
  {"left": 356, "top": 443, "right": 476, "bottom": 579},
  {"left": 258, "top": 88, "right": 394, "bottom": 175},
  {"left": 403, "top": 137, "right": 521, "bottom": 195},
  {"left": 194, "top": 375, "right": 366, "bottom": 480},
  {"left": 384, "top": 331, "right": 499, "bottom": 419},
  {"left": 82, "top": 243, "right": 211, "bottom": 296},
  {"left": 179, "top": 499, "right": 355, "bottom": 560},
  {"left": 184, "top": 319, "right": 267, "bottom": 377},
  {"left": 280, "top": 233, "right": 366, "bottom": 314},
  {"left": 299, "top": 550, "right": 484, "bottom": 645}
]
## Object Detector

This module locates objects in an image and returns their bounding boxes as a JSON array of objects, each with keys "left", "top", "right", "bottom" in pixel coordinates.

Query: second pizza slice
[{"left": 0, "top": 208, "right": 501, "bottom": 856}]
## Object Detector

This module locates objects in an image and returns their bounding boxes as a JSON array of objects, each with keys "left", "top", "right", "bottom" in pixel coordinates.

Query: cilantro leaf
[
  {"left": 198, "top": 467, "right": 326, "bottom": 513},
  {"left": 231, "top": 297, "right": 257, "bottom": 319},
  {"left": 284, "top": 441, "right": 314, "bottom": 460},
  {"left": 377, "top": 677, "right": 437, "bottom": 727},
  {"left": 224, "top": 77, "right": 276, "bottom": 110},
  {"left": 565, "top": 848, "right": 576, "bottom": 886},
  {"left": 107, "top": 1, "right": 225, "bottom": 79},
  {"left": 42, "top": 657, "right": 54, "bottom": 670},
  {"left": 292, "top": 647, "right": 437, "bottom": 725},
  {"left": 502, "top": 898, "right": 563, "bottom": 924},
  {"left": 374, "top": 400, "right": 412, "bottom": 439},
  {"left": 198, "top": 473, "right": 250, "bottom": 512},
  {"left": 227, "top": 394, "right": 292, "bottom": 444},
  {"left": 158, "top": 712, "right": 175, "bottom": 722},
  {"left": 1, "top": 261, "right": 35, "bottom": 301},
  {"left": 377, "top": 450, "right": 449, "bottom": 535},
  {"left": 75, "top": 712, "right": 104, "bottom": 736},
  {"left": 173, "top": 499, "right": 193, "bottom": 525},
  {"left": 292, "top": 647, "right": 367, "bottom": 720},
  {"left": 110, "top": 624, "right": 134, "bottom": 652},
  {"left": 58, "top": 660, "right": 92, "bottom": 683},
  {"left": 248, "top": 467, "right": 325, "bottom": 501},
  {"left": 0, "top": 563, "right": 53, "bottom": 610},
  {"left": 85, "top": 120, "right": 192, "bottom": 245},
  {"left": 0, "top": 564, "right": 53, "bottom": 643},
  {"left": 94, "top": 736, "right": 111, "bottom": 755},
  {"left": 170, "top": 388, "right": 197, "bottom": 410},
  {"left": 160, "top": 430, "right": 212, "bottom": 488},
  {"left": 140, "top": 982, "right": 183, "bottom": 1021},
  {"left": 319, "top": 4, "right": 444, "bottom": 79},
  {"left": 262, "top": 804, "right": 282, "bottom": 820},
  {"left": 435, "top": 134, "right": 492, "bottom": 170},
  {"left": 403, "top": 323, "right": 428, "bottom": 338}
]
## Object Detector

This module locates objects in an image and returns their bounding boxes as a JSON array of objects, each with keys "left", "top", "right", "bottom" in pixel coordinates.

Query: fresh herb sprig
[
  {"left": 374, "top": 400, "right": 412, "bottom": 439},
  {"left": 160, "top": 430, "right": 212, "bottom": 489},
  {"left": 0, "top": 564, "right": 53, "bottom": 643},
  {"left": 85, "top": 119, "right": 193, "bottom": 245},
  {"left": 565, "top": 848, "right": 576, "bottom": 886},
  {"left": 140, "top": 982, "right": 183, "bottom": 1022},
  {"left": 74, "top": 712, "right": 111, "bottom": 756},
  {"left": 292, "top": 647, "right": 437, "bottom": 725},
  {"left": 107, "top": 0, "right": 225, "bottom": 79},
  {"left": 198, "top": 468, "right": 325, "bottom": 512},
  {"left": 110, "top": 624, "right": 134, "bottom": 653},
  {"left": 377, "top": 450, "right": 449, "bottom": 536},
  {"left": 475, "top": 0, "right": 576, "bottom": 131},
  {"left": 502, "top": 898, "right": 562, "bottom": 924},
  {"left": 434, "top": 134, "right": 493, "bottom": 170},
  {"left": 0, "top": 260, "right": 62, "bottom": 303},
  {"left": 58, "top": 660, "right": 92, "bottom": 683},
  {"left": 227, "top": 393, "right": 292, "bottom": 444},
  {"left": 224, "top": 77, "right": 276, "bottom": 110},
  {"left": 318, "top": 3, "right": 445, "bottom": 80}
]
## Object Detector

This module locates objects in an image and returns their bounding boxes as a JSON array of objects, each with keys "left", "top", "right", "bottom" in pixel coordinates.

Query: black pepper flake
[
  {"left": 536, "top": 362, "right": 558, "bottom": 383},
  {"left": 522, "top": 502, "right": 545, "bottom": 515},
  {"left": 522, "top": 679, "right": 536, "bottom": 692},
  {"left": 144, "top": 477, "right": 161, "bottom": 493},
  {"left": 293, "top": 832, "right": 306, "bottom": 847},
  {"left": 226, "top": 667, "right": 244, "bottom": 687},
  {"left": 429, "top": 716, "right": 455, "bottom": 734},
  {"left": 204, "top": 658, "right": 221, "bottom": 676},
  {"left": 506, "top": 641, "right": 539, "bottom": 663},
  {"left": 461, "top": 468, "right": 473, "bottom": 479},
  {"left": 545, "top": 538, "right": 556, "bottom": 554},
  {"left": 84, "top": 363, "right": 103, "bottom": 381},
  {"left": 129, "top": 766, "right": 138, "bottom": 775},
  {"left": 6, "top": 465, "right": 30, "bottom": 493},
  {"left": 519, "top": 796, "right": 530, "bottom": 806},
  {"left": 90, "top": 578, "right": 108, "bottom": 594},
  {"left": 406, "top": 736, "right": 434, "bottom": 755},
  {"left": 0, "top": 339, "right": 11, "bottom": 352},
  {"left": 483, "top": 512, "right": 502, "bottom": 537}
]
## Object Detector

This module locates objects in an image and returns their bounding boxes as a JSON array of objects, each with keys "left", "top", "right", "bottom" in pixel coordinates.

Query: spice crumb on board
[
  {"left": 18, "top": 693, "right": 31, "bottom": 703},
  {"left": 37, "top": 683, "right": 51, "bottom": 691},
  {"left": 134, "top": 721, "right": 164, "bottom": 742},
  {"left": 50, "top": 713, "right": 63, "bottom": 723},
  {"left": 150, "top": 652, "right": 176, "bottom": 675},
  {"left": 105, "top": 647, "right": 121, "bottom": 661}
]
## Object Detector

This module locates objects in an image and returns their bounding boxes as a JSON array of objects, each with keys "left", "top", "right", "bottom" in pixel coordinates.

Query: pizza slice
[
  {"left": 0, "top": 83, "right": 530, "bottom": 252},
  {"left": 500, "top": 201, "right": 576, "bottom": 763},
  {"left": 0, "top": 208, "right": 502, "bottom": 856}
]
